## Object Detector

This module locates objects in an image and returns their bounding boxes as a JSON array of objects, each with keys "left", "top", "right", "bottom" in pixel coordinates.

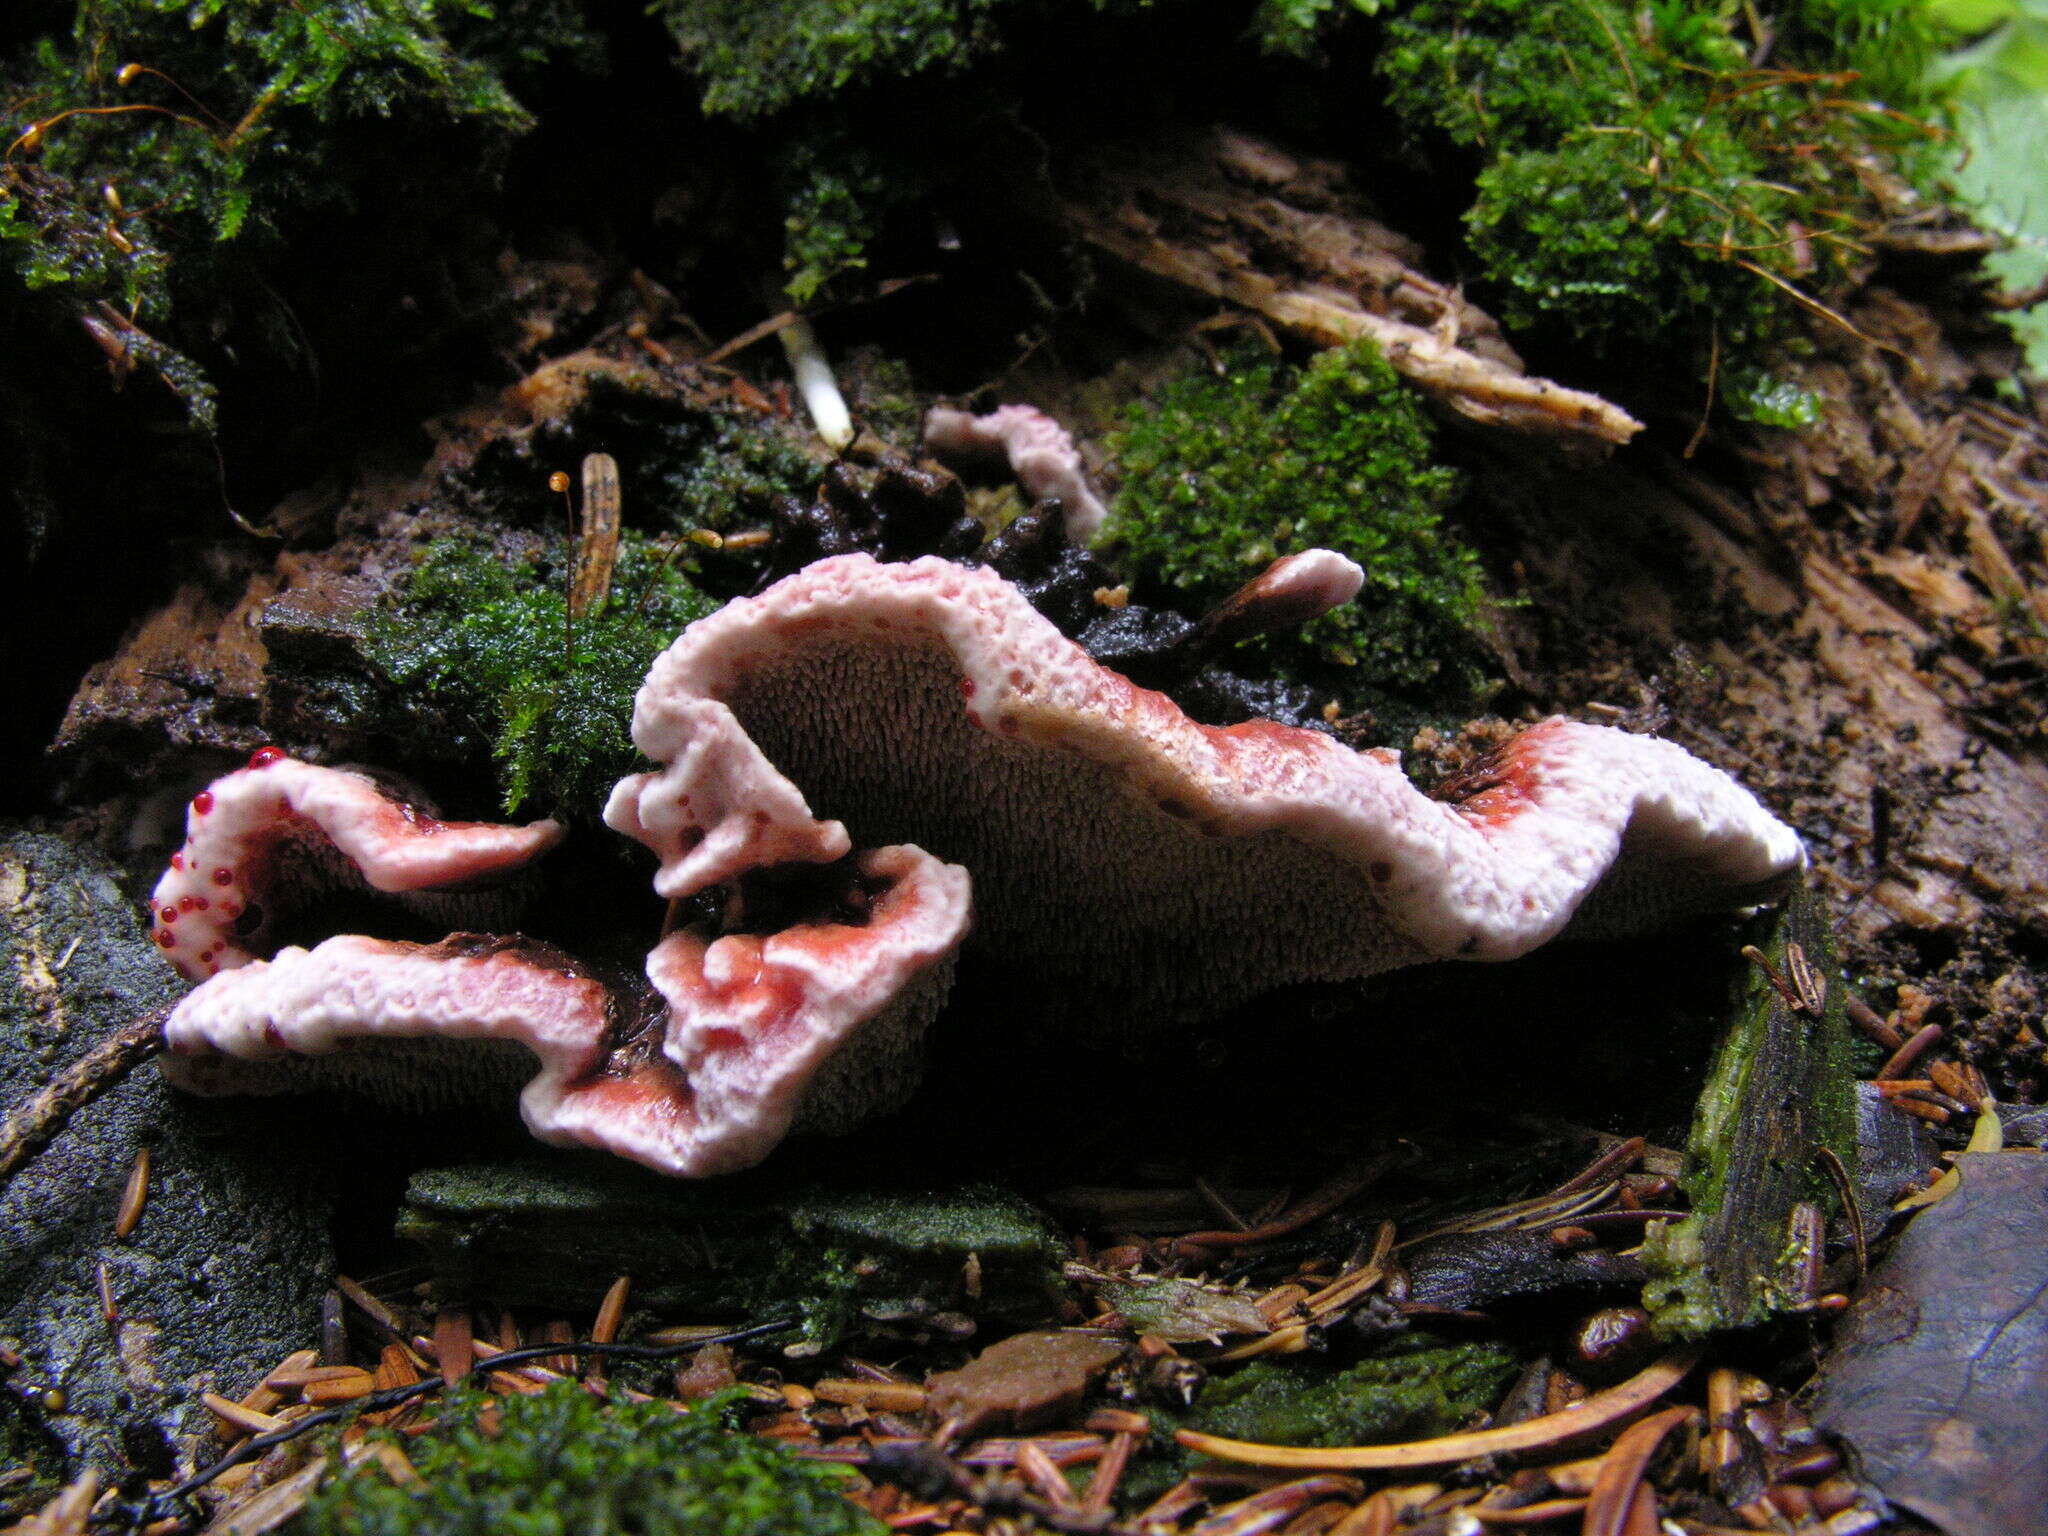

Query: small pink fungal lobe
[
  {"left": 924, "top": 404, "right": 1111, "bottom": 543},
  {"left": 147, "top": 756, "right": 563, "bottom": 981}
]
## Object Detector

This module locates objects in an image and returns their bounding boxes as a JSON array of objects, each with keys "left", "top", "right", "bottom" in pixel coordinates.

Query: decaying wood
[
  {"left": 1059, "top": 126, "right": 1642, "bottom": 449},
  {"left": 1639, "top": 878, "right": 1857, "bottom": 1334},
  {"left": 568, "top": 451, "right": 622, "bottom": 621}
]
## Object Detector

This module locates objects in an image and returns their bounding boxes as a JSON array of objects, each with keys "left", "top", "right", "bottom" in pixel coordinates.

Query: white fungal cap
[
  {"left": 160, "top": 846, "right": 970, "bottom": 1178},
  {"left": 611, "top": 554, "right": 1803, "bottom": 1033}
]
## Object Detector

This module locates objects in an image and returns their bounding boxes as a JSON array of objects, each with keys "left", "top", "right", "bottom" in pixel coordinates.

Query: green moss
[
  {"left": 565, "top": 376, "right": 822, "bottom": 542},
  {"left": 287, "top": 1383, "right": 882, "bottom": 1536},
  {"left": 657, "top": 0, "right": 1004, "bottom": 120},
  {"left": 1640, "top": 875, "right": 1859, "bottom": 1336},
  {"left": 1379, "top": 0, "right": 1946, "bottom": 367},
  {"left": 1188, "top": 1337, "right": 1520, "bottom": 1447},
  {"left": 363, "top": 531, "right": 716, "bottom": 818},
  {"left": 1, "top": 0, "right": 586, "bottom": 425},
  {"left": 1104, "top": 339, "right": 1491, "bottom": 698}
]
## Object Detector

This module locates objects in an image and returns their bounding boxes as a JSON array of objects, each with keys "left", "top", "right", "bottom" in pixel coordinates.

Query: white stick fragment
[{"left": 779, "top": 317, "right": 854, "bottom": 450}]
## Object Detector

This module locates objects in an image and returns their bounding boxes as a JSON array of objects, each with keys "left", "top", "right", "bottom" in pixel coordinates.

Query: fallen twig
[{"left": 0, "top": 1009, "right": 167, "bottom": 1188}]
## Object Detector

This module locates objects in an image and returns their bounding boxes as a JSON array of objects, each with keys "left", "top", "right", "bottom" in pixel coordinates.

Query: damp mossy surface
[
  {"left": 398, "top": 1162, "right": 1069, "bottom": 1349},
  {"left": 363, "top": 532, "right": 716, "bottom": 819},
  {"left": 1185, "top": 1335, "right": 1521, "bottom": 1447},
  {"left": 1105, "top": 338, "right": 1491, "bottom": 699},
  {"left": 1379, "top": 0, "right": 1946, "bottom": 386},
  {"left": 287, "top": 1382, "right": 881, "bottom": 1536}
]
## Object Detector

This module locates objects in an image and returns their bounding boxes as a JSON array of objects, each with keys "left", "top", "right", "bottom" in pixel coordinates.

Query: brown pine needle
[{"left": 1175, "top": 1347, "right": 1700, "bottom": 1469}]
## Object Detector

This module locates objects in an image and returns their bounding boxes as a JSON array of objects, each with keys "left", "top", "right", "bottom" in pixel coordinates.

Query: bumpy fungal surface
[
  {"left": 607, "top": 554, "right": 1804, "bottom": 1031},
  {"left": 924, "top": 405, "right": 1111, "bottom": 543},
  {"left": 154, "top": 553, "right": 1802, "bottom": 1176},
  {"left": 162, "top": 848, "right": 970, "bottom": 1176},
  {"left": 148, "top": 750, "right": 564, "bottom": 980}
]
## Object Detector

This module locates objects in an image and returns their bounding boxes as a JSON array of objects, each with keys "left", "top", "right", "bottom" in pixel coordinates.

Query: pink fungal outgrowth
[
  {"left": 151, "top": 554, "right": 1802, "bottom": 1178},
  {"left": 161, "top": 846, "right": 970, "bottom": 1177},
  {"left": 149, "top": 755, "right": 564, "bottom": 979},
  {"left": 925, "top": 404, "right": 1111, "bottom": 543},
  {"left": 608, "top": 554, "right": 1802, "bottom": 1030},
  {"left": 1197, "top": 549, "right": 1366, "bottom": 644}
]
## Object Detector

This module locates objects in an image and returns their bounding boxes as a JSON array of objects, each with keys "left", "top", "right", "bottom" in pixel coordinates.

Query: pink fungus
[
  {"left": 156, "top": 554, "right": 1801, "bottom": 1178},
  {"left": 148, "top": 754, "right": 564, "bottom": 978},
  {"left": 924, "top": 404, "right": 1110, "bottom": 543},
  {"left": 606, "top": 554, "right": 1804, "bottom": 1032}
]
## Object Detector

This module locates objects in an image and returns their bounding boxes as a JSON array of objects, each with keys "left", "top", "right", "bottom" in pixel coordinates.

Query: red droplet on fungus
[
  {"left": 212, "top": 868, "right": 234, "bottom": 887},
  {"left": 169, "top": 852, "right": 184, "bottom": 871},
  {"left": 248, "top": 746, "right": 287, "bottom": 769},
  {"left": 156, "top": 929, "right": 175, "bottom": 948},
  {"left": 192, "top": 791, "right": 215, "bottom": 815},
  {"left": 160, "top": 907, "right": 178, "bottom": 924}
]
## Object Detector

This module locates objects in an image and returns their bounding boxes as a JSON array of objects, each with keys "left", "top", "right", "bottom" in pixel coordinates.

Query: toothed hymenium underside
[{"left": 157, "top": 555, "right": 1801, "bottom": 1176}]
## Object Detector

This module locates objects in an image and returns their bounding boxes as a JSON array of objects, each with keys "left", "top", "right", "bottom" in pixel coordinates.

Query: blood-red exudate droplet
[{"left": 192, "top": 790, "right": 214, "bottom": 815}]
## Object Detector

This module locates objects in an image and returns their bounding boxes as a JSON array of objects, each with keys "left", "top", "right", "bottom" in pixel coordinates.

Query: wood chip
[
  {"left": 587, "top": 1273, "right": 630, "bottom": 1385},
  {"left": 301, "top": 1370, "right": 376, "bottom": 1406},
  {"left": 113, "top": 1147, "right": 150, "bottom": 1239},
  {"left": 201, "top": 1392, "right": 286, "bottom": 1438},
  {"left": 198, "top": 1454, "right": 328, "bottom": 1536},
  {"left": 433, "top": 1305, "right": 473, "bottom": 1387},
  {"left": 332, "top": 1275, "right": 404, "bottom": 1337},
  {"left": 569, "top": 453, "right": 622, "bottom": 620},
  {"left": 812, "top": 1379, "right": 929, "bottom": 1413},
  {"left": 1014, "top": 1439, "right": 1079, "bottom": 1508},
  {"left": 371, "top": 1342, "right": 420, "bottom": 1392}
]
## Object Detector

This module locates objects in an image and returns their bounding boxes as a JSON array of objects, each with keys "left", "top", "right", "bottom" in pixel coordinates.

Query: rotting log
[
  {"left": 1640, "top": 874, "right": 1858, "bottom": 1335},
  {"left": 1058, "top": 125, "right": 1642, "bottom": 449}
]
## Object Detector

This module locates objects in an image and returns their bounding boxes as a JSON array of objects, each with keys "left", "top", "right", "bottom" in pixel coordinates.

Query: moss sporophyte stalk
[
  {"left": 1104, "top": 338, "right": 1493, "bottom": 699},
  {"left": 364, "top": 533, "right": 716, "bottom": 819}
]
